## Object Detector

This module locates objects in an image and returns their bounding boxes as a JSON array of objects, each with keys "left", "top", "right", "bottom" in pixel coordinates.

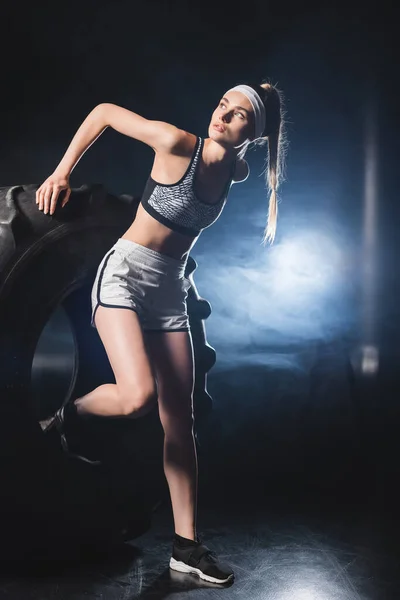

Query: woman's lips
[{"left": 213, "top": 124, "right": 225, "bottom": 133}]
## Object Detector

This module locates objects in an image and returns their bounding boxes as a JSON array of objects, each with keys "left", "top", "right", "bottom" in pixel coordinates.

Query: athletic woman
[{"left": 36, "top": 82, "right": 286, "bottom": 584}]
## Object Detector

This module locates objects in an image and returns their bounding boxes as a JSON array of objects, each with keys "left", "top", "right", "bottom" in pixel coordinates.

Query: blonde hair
[{"left": 238, "top": 81, "right": 287, "bottom": 245}]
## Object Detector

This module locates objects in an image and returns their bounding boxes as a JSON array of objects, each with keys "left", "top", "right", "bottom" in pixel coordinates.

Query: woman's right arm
[{"left": 36, "top": 104, "right": 182, "bottom": 215}]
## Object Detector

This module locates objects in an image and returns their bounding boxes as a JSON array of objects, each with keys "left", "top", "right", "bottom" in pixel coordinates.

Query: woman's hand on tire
[{"left": 36, "top": 174, "right": 71, "bottom": 215}]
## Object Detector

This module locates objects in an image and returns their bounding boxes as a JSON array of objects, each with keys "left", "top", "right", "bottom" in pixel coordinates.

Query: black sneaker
[
  {"left": 170, "top": 537, "right": 234, "bottom": 584},
  {"left": 44, "top": 405, "right": 101, "bottom": 466}
]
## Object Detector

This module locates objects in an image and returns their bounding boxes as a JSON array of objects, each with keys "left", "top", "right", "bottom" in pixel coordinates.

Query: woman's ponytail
[
  {"left": 264, "top": 129, "right": 280, "bottom": 244},
  {"left": 253, "top": 82, "right": 287, "bottom": 245}
]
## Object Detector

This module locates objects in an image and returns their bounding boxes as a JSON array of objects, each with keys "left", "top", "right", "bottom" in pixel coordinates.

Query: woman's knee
[
  {"left": 161, "top": 406, "right": 194, "bottom": 438},
  {"left": 117, "top": 383, "right": 157, "bottom": 416}
]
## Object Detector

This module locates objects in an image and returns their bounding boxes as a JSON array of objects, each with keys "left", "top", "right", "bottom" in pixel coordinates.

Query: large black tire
[{"left": 0, "top": 183, "right": 217, "bottom": 560}]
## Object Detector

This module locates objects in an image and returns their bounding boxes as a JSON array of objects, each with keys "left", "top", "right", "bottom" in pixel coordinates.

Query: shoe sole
[
  {"left": 169, "top": 557, "right": 234, "bottom": 584},
  {"left": 43, "top": 407, "right": 101, "bottom": 465},
  {"left": 41, "top": 406, "right": 65, "bottom": 434}
]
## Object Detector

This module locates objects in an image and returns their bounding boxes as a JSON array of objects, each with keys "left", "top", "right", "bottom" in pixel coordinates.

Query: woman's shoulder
[
  {"left": 169, "top": 131, "right": 249, "bottom": 183},
  {"left": 232, "top": 159, "right": 249, "bottom": 183},
  {"left": 168, "top": 130, "right": 197, "bottom": 156}
]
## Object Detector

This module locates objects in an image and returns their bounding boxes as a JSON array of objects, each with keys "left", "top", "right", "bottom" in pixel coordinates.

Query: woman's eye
[{"left": 218, "top": 103, "right": 244, "bottom": 119}]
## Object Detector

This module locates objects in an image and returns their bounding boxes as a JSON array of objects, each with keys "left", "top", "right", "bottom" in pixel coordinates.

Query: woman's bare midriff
[{"left": 120, "top": 203, "right": 197, "bottom": 262}]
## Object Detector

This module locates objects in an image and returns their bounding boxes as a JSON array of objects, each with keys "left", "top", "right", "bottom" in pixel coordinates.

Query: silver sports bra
[{"left": 140, "top": 136, "right": 235, "bottom": 237}]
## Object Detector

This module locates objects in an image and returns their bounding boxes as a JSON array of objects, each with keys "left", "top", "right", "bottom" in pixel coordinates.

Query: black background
[{"left": 1, "top": 1, "right": 400, "bottom": 596}]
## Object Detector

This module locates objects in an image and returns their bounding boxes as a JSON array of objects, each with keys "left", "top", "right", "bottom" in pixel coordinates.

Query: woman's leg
[
  {"left": 73, "top": 305, "right": 158, "bottom": 417},
  {"left": 145, "top": 330, "right": 197, "bottom": 541}
]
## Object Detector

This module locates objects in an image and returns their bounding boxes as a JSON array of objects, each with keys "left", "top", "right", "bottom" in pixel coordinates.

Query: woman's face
[{"left": 208, "top": 90, "right": 255, "bottom": 147}]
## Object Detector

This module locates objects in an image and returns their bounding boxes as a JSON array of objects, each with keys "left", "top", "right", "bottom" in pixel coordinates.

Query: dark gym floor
[{"left": 0, "top": 492, "right": 399, "bottom": 600}]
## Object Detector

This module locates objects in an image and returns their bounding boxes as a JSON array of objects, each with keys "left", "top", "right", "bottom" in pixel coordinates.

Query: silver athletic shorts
[{"left": 91, "top": 238, "right": 191, "bottom": 332}]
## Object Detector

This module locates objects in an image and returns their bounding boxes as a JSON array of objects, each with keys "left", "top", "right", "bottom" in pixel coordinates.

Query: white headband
[{"left": 226, "top": 84, "right": 266, "bottom": 139}]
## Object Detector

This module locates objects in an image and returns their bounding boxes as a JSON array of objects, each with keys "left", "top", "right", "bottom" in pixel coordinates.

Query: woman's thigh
[
  {"left": 94, "top": 305, "right": 157, "bottom": 398},
  {"left": 144, "top": 330, "right": 195, "bottom": 429}
]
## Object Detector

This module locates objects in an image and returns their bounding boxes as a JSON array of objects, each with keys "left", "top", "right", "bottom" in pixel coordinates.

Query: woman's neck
[{"left": 202, "top": 137, "right": 239, "bottom": 168}]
